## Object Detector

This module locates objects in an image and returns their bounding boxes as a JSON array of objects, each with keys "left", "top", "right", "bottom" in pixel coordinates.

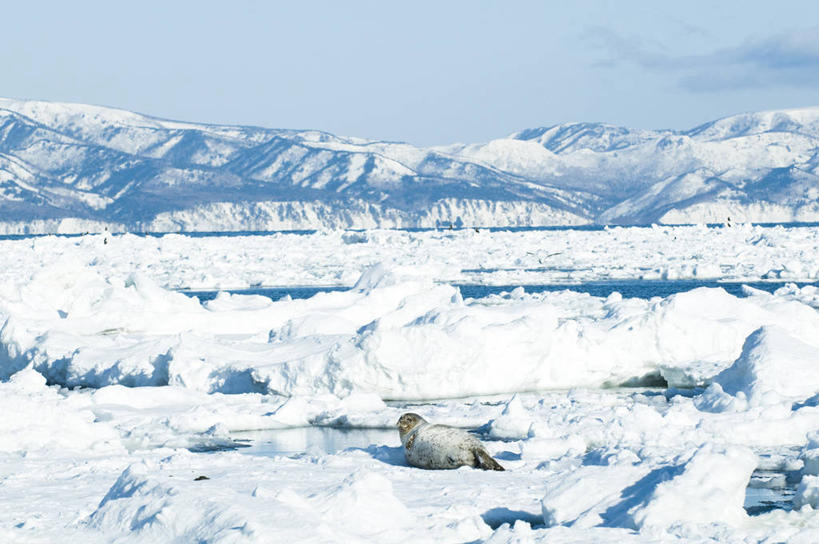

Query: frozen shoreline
[{"left": 1, "top": 226, "right": 818, "bottom": 542}]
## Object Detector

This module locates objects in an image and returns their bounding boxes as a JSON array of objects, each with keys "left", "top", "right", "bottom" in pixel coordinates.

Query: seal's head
[{"left": 396, "top": 413, "right": 426, "bottom": 440}]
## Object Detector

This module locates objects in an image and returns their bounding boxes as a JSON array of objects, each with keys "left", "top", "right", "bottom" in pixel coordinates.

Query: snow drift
[{"left": 2, "top": 263, "right": 818, "bottom": 400}]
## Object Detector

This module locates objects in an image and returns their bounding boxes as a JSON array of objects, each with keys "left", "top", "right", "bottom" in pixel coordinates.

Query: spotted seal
[{"left": 396, "top": 413, "right": 504, "bottom": 471}]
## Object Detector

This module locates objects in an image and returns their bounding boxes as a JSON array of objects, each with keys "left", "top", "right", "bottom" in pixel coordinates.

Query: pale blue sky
[{"left": 4, "top": 1, "right": 819, "bottom": 145}]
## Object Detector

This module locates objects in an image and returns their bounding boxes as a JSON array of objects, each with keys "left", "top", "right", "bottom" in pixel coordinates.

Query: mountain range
[{"left": 1, "top": 97, "right": 818, "bottom": 233}]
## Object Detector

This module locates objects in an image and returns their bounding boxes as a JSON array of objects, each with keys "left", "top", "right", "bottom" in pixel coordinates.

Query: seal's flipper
[{"left": 474, "top": 447, "right": 505, "bottom": 471}]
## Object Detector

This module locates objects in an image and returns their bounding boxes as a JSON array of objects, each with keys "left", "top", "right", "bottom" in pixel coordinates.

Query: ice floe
[{"left": 0, "top": 227, "right": 817, "bottom": 543}]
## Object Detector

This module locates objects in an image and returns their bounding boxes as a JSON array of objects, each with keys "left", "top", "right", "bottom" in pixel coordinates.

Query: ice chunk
[
  {"left": 628, "top": 445, "right": 757, "bottom": 529},
  {"left": 353, "top": 262, "right": 435, "bottom": 291},
  {"left": 7, "top": 365, "right": 46, "bottom": 392},
  {"left": 794, "top": 475, "right": 819, "bottom": 509},
  {"left": 88, "top": 461, "right": 256, "bottom": 541},
  {"left": 309, "top": 470, "right": 413, "bottom": 536},
  {"left": 541, "top": 463, "right": 650, "bottom": 528},
  {"left": 694, "top": 383, "right": 749, "bottom": 413},
  {"left": 487, "top": 394, "right": 535, "bottom": 439},
  {"left": 709, "top": 326, "right": 819, "bottom": 407},
  {"left": 802, "top": 431, "right": 819, "bottom": 477}
]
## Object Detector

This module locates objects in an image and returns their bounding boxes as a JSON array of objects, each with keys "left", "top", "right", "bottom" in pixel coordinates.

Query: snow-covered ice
[
  {"left": 1, "top": 223, "right": 818, "bottom": 290},
  {"left": 0, "top": 225, "right": 817, "bottom": 543}
]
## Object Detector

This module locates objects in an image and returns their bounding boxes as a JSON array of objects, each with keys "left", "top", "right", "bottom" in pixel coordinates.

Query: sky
[{"left": 3, "top": 1, "right": 819, "bottom": 145}]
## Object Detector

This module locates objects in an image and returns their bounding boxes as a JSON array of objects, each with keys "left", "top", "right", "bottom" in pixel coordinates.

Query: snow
[
  {"left": 539, "top": 444, "right": 758, "bottom": 530},
  {"left": 0, "top": 226, "right": 817, "bottom": 542},
  {"left": 802, "top": 432, "right": 819, "bottom": 477},
  {"left": 795, "top": 476, "right": 819, "bottom": 509},
  {"left": 2, "top": 258, "right": 816, "bottom": 398},
  {"left": 627, "top": 445, "right": 758, "bottom": 529},
  {"left": 440, "top": 138, "right": 563, "bottom": 178},
  {"left": 702, "top": 326, "right": 819, "bottom": 408},
  {"left": 133, "top": 198, "right": 587, "bottom": 233},
  {"left": 1, "top": 223, "right": 818, "bottom": 290},
  {"left": 4, "top": 98, "right": 819, "bottom": 231}
]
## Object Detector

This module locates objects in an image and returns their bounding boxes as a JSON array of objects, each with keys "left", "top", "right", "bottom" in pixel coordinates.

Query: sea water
[{"left": 180, "top": 279, "right": 817, "bottom": 303}]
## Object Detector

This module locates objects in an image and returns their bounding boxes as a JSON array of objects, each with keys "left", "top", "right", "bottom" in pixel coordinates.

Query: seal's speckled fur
[{"left": 396, "top": 413, "right": 504, "bottom": 471}]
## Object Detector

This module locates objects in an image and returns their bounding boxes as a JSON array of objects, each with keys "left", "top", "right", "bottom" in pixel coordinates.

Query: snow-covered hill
[{"left": 1, "top": 97, "right": 818, "bottom": 232}]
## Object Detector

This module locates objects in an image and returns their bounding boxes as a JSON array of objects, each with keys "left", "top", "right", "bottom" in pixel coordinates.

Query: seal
[{"left": 396, "top": 413, "right": 504, "bottom": 471}]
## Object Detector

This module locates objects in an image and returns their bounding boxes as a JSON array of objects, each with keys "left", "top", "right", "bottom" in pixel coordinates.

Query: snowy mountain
[{"left": 1, "top": 97, "right": 818, "bottom": 232}]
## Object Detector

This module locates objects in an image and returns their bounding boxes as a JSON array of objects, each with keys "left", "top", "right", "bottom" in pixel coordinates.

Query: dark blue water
[
  {"left": 3, "top": 221, "right": 819, "bottom": 241},
  {"left": 3, "top": 227, "right": 593, "bottom": 240},
  {"left": 180, "top": 280, "right": 816, "bottom": 303},
  {"left": 744, "top": 447, "right": 802, "bottom": 516},
  {"left": 0, "top": 229, "right": 317, "bottom": 241},
  {"left": 181, "top": 286, "right": 348, "bottom": 302},
  {"left": 457, "top": 280, "right": 816, "bottom": 300}
]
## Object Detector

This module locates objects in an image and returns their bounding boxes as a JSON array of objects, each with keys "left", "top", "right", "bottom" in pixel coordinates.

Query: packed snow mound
[
  {"left": 87, "top": 462, "right": 416, "bottom": 543},
  {"left": 627, "top": 446, "right": 757, "bottom": 529},
  {"left": 772, "top": 283, "right": 819, "bottom": 309},
  {"left": 487, "top": 394, "right": 537, "bottom": 439},
  {"left": 698, "top": 326, "right": 819, "bottom": 410},
  {"left": 87, "top": 461, "right": 259, "bottom": 542},
  {"left": 0, "top": 366, "right": 121, "bottom": 453},
  {"left": 802, "top": 431, "right": 819, "bottom": 477},
  {"left": 540, "top": 445, "right": 757, "bottom": 530},
  {"left": 2, "top": 264, "right": 819, "bottom": 400},
  {"left": 308, "top": 470, "right": 414, "bottom": 537},
  {"left": 540, "top": 461, "right": 650, "bottom": 528},
  {"left": 795, "top": 476, "right": 819, "bottom": 509}
]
